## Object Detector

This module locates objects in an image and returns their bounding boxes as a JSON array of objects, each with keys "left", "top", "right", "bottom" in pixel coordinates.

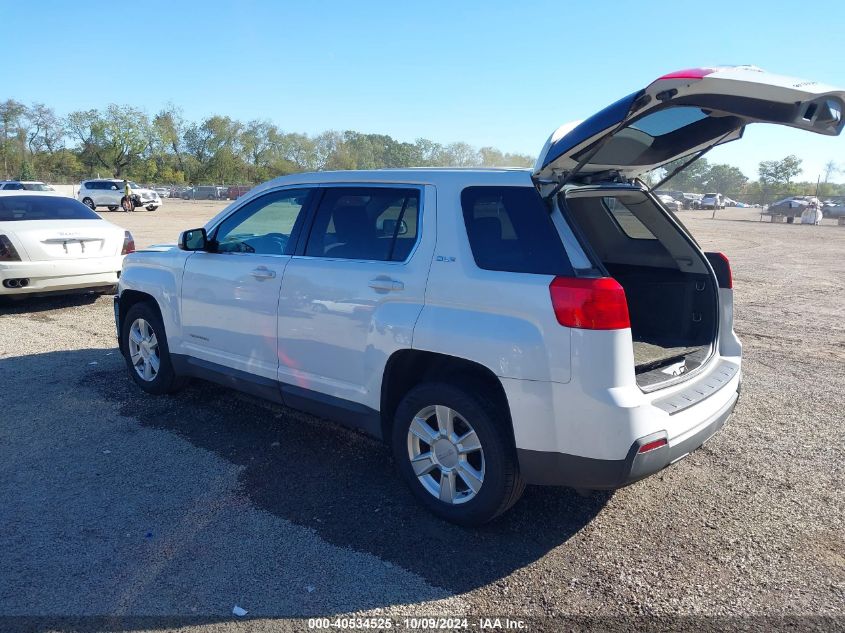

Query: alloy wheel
[
  {"left": 128, "top": 318, "right": 160, "bottom": 382},
  {"left": 406, "top": 404, "right": 485, "bottom": 504}
]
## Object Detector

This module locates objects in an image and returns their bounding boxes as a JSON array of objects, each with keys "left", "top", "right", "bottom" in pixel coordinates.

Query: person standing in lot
[{"left": 122, "top": 179, "right": 133, "bottom": 212}]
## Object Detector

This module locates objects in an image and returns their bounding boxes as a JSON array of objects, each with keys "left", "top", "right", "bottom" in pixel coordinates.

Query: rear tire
[
  {"left": 121, "top": 301, "right": 188, "bottom": 395},
  {"left": 107, "top": 205, "right": 118, "bottom": 211},
  {"left": 82, "top": 198, "right": 95, "bottom": 210},
  {"left": 392, "top": 382, "right": 525, "bottom": 526}
]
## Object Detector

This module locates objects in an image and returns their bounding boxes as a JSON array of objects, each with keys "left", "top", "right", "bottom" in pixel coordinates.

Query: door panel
[
  {"left": 277, "top": 185, "right": 435, "bottom": 409},
  {"left": 181, "top": 252, "right": 285, "bottom": 377},
  {"left": 180, "top": 187, "right": 316, "bottom": 379}
]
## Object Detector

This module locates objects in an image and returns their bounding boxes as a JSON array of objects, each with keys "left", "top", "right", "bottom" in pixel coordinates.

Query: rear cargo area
[{"left": 563, "top": 189, "right": 718, "bottom": 389}]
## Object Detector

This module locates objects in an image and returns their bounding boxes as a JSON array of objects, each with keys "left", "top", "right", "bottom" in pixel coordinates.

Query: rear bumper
[
  {"left": 0, "top": 258, "right": 122, "bottom": 295},
  {"left": 517, "top": 387, "right": 738, "bottom": 489}
]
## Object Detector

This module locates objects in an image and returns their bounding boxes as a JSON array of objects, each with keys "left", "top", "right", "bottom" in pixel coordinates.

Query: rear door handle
[
  {"left": 251, "top": 266, "right": 276, "bottom": 280},
  {"left": 368, "top": 277, "right": 404, "bottom": 292}
]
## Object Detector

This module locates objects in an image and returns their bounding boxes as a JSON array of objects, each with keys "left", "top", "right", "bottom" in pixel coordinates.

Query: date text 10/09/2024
[{"left": 307, "top": 617, "right": 529, "bottom": 630}]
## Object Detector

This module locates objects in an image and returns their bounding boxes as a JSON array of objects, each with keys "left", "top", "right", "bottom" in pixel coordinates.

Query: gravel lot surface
[{"left": 1, "top": 200, "right": 843, "bottom": 631}]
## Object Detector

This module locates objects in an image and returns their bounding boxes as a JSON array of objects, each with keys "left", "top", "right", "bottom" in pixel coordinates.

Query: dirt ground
[{"left": 0, "top": 199, "right": 843, "bottom": 631}]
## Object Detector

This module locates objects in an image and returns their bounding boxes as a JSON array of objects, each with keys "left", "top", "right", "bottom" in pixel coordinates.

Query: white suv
[
  {"left": 78, "top": 179, "right": 161, "bottom": 212},
  {"left": 115, "top": 66, "right": 844, "bottom": 524}
]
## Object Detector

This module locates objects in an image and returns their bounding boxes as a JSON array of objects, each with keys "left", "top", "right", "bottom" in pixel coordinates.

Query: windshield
[
  {"left": 704, "top": 193, "right": 718, "bottom": 197},
  {"left": 0, "top": 195, "right": 101, "bottom": 221}
]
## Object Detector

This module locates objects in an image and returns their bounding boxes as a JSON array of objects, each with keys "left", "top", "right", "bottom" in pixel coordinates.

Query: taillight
[
  {"left": 0, "top": 235, "right": 21, "bottom": 261},
  {"left": 705, "top": 251, "right": 732, "bottom": 289},
  {"left": 121, "top": 231, "right": 135, "bottom": 255},
  {"left": 549, "top": 277, "right": 630, "bottom": 330},
  {"left": 638, "top": 438, "right": 668, "bottom": 454}
]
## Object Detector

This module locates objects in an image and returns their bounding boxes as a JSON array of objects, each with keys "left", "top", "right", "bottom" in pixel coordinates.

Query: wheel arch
[
  {"left": 118, "top": 290, "right": 163, "bottom": 351},
  {"left": 380, "top": 349, "right": 515, "bottom": 448}
]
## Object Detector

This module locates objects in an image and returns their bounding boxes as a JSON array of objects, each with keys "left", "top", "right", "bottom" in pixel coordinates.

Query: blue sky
[{"left": 3, "top": 0, "right": 845, "bottom": 180}]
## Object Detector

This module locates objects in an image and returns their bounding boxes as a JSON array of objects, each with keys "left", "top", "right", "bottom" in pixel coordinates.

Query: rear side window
[
  {"left": 304, "top": 187, "right": 420, "bottom": 262},
  {"left": 461, "top": 186, "right": 573, "bottom": 275},
  {"left": 0, "top": 195, "right": 100, "bottom": 221},
  {"left": 602, "top": 197, "right": 657, "bottom": 240}
]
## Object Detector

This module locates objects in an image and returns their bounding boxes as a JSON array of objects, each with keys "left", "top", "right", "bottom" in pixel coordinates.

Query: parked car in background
[
  {"left": 78, "top": 179, "right": 162, "bottom": 212},
  {"left": 687, "top": 193, "right": 703, "bottom": 209},
  {"left": 768, "top": 196, "right": 821, "bottom": 221},
  {"left": 154, "top": 187, "right": 171, "bottom": 198},
  {"left": 658, "top": 190, "right": 703, "bottom": 209},
  {"left": 656, "top": 190, "right": 687, "bottom": 208},
  {"left": 0, "top": 192, "right": 134, "bottom": 296},
  {"left": 821, "top": 203, "right": 845, "bottom": 218},
  {"left": 658, "top": 194, "right": 682, "bottom": 212},
  {"left": 182, "top": 185, "right": 225, "bottom": 200},
  {"left": 169, "top": 186, "right": 189, "bottom": 199},
  {"left": 227, "top": 185, "right": 252, "bottom": 200},
  {"left": 700, "top": 193, "right": 723, "bottom": 210},
  {"left": 0, "top": 180, "right": 59, "bottom": 193}
]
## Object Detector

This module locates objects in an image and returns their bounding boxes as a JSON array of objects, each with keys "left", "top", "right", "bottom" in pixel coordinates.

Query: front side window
[
  {"left": 304, "top": 187, "right": 420, "bottom": 261},
  {"left": 213, "top": 188, "right": 315, "bottom": 256},
  {"left": 461, "top": 186, "right": 573, "bottom": 275}
]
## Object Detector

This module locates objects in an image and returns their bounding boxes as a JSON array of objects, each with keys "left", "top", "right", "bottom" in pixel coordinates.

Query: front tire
[
  {"left": 121, "top": 302, "right": 187, "bottom": 395},
  {"left": 82, "top": 198, "right": 95, "bottom": 210},
  {"left": 146, "top": 205, "right": 157, "bottom": 211},
  {"left": 107, "top": 205, "right": 118, "bottom": 211},
  {"left": 392, "top": 382, "right": 525, "bottom": 526}
]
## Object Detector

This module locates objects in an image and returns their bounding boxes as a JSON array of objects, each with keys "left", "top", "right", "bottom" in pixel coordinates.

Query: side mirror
[{"left": 179, "top": 227, "right": 209, "bottom": 251}]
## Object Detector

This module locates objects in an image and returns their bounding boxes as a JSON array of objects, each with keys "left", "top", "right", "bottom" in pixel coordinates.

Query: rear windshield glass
[
  {"left": 576, "top": 106, "right": 741, "bottom": 168},
  {"left": 461, "top": 186, "right": 573, "bottom": 275},
  {"left": 0, "top": 195, "right": 100, "bottom": 221}
]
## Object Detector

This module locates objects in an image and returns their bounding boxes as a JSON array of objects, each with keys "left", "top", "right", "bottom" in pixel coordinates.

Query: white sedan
[{"left": 0, "top": 192, "right": 134, "bottom": 296}]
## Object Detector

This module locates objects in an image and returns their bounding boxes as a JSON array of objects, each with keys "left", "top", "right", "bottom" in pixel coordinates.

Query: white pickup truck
[{"left": 115, "top": 66, "right": 844, "bottom": 524}]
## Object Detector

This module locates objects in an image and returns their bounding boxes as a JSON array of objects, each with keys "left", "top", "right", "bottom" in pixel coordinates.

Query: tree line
[
  {"left": 657, "top": 154, "right": 844, "bottom": 203},
  {"left": 1, "top": 98, "right": 841, "bottom": 204},
  {"left": 0, "top": 99, "right": 533, "bottom": 186}
]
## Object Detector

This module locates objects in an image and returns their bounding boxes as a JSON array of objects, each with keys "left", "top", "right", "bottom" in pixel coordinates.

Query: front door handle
[
  {"left": 251, "top": 266, "right": 277, "bottom": 280},
  {"left": 368, "top": 277, "right": 404, "bottom": 292}
]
